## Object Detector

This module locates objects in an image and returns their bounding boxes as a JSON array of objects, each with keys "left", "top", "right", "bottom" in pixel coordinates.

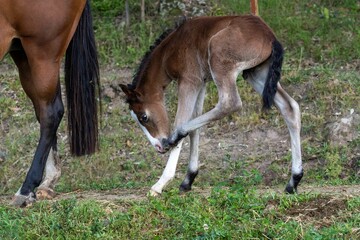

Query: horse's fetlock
[{"left": 169, "top": 128, "right": 188, "bottom": 146}]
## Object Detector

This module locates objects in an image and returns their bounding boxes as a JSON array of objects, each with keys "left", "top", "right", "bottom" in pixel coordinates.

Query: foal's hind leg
[
  {"left": 10, "top": 50, "right": 64, "bottom": 207},
  {"left": 274, "top": 86, "right": 303, "bottom": 193},
  {"left": 244, "top": 63, "right": 303, "bottom": 193}
]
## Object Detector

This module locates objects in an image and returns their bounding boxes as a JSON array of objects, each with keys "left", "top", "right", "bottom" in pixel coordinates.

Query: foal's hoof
[
  {"left": 285, "top": 184, "right": 297, "bottom": 194},
  {"left": 148, "top": 189, "right": 161, "bottom": 197},
  {"left": 11, "top": 192, "right": 36, "bottom": 207},
  {"left": 179, "top": 183, "right": 192, "bottom": 193},
  {"left": 285, "top": 171, "right": 304, "bottom": 194},
  {"left": 36, "top": 187, "right": 57, "bottom": 200}
]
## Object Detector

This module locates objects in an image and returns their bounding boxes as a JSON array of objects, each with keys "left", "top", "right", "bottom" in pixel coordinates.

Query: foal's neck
[{"left": 137, "top": 48, "right": 172, "bottom": 99}]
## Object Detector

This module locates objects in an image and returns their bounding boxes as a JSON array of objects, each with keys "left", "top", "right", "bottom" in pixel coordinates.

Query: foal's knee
[{"left": 219, "top": 96, "right": 242, "bottom": 115}]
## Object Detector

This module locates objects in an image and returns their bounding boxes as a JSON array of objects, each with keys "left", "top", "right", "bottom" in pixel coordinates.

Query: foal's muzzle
[{"left": 161, "top": 138, "right": 171, "bottom": 153}]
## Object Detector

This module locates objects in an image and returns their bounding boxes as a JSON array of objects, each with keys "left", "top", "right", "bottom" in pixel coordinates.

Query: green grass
[
  {"left": 0, "top": 186, "right": 359, "bottom": 239},
  {"left": 1, "top": 0, "right": 359, "bottom": 238}
]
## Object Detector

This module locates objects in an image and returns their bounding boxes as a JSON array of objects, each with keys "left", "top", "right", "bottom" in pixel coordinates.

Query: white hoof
[
  {"left": 11, "top": 192, "right": 36, "bottom": 207},
  {"left": 148, "top": 189, "right": 161, "bottom": 197}
]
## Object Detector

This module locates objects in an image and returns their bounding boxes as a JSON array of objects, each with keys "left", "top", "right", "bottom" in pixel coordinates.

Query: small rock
[{"left": 325, "top": 111, "right": 360, "bottom": 147}]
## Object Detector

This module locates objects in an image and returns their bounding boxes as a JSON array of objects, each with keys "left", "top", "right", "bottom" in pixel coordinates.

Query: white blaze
[{"left": 130, "top": 110, "right": 161, "bottom": 149}]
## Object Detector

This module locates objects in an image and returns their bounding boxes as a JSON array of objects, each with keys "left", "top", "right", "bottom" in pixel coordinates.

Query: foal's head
[{"left": 120, "top": 84, "right": 170, "bottom": 153}]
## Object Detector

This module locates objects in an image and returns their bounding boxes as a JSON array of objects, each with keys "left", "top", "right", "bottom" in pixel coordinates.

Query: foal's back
[{"left": 162, "top": 15, "right": 277, "bottom": 78}]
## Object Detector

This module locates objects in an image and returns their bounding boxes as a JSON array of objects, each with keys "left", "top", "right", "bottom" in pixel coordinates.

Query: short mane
[{"left": 130, "top": 17, "right": 187, "bottom": 90}]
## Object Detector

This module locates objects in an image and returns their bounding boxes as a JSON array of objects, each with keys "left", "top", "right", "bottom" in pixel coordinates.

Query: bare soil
[{"left": 0, "top": 184, "right": 358, "bottom": 202}]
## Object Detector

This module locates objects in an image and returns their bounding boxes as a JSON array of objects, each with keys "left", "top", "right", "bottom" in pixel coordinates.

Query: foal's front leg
[
  {"left": 149, "top": 140, "right": 184, "bottom": 196},
  {"left": 179, "top": 85, "right": 206, "bottom": 192},
  {"left": 150, "top": 81, "right": 203, "bottom": 196},
  {"left": 167, "top": 76, "right": 242, "bottom": 147}
]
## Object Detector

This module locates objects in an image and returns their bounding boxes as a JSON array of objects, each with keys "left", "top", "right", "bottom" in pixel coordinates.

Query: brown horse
[
  {"left": 0, "top": 0, "right": 100, "bottom": 207},
  {"left": 121, "top": 15, "right": 303, "bottom": 196}
]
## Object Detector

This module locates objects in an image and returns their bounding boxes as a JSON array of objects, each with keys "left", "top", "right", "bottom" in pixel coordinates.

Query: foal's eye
[{"left": 140, "top": 114, "right": 149, "bottom": 123}]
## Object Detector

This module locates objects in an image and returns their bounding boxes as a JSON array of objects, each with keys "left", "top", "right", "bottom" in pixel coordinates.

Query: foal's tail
[
  {"left": 64, "top": 0, "right": 101, "bottom": 156},
  {"left": 262, "top": 39, "right": 284, "bottom": 110}
]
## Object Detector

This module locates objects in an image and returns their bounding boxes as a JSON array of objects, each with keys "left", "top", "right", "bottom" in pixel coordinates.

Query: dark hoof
[
  {"left": 179, "top": 183, "right": 192, "bottom": 193},
  {"left": 285, "top": 184, "right": 297, "bottom": 194},
  {"left": 11, "top": 192, "right": 36, "bottom": 207},
  {"left": 285, "top": 170, "right": 304, "bottom": 194},
  {"left": 179, "top": 171, "right": 198, "bottom": 193}
]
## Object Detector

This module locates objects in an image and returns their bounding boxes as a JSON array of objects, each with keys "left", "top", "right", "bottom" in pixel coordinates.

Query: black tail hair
[
  {"left": 262, "top": 39, "right": 284, "bottom": 109},
  {"left": 65, "top": 0, "right": 101, "bottom": 156}
]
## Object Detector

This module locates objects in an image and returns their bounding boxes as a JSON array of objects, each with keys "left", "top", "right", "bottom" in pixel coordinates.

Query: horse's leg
[
  {"left": 167, "top": 66, "right": 242, "bottom": 146},
  {"left": 10, "top": 49, "right": 63, "bottom": 207},
  {"left": 179, "top": 85, "right": 206, "bottom": 192},
  {"left": 149, "top": 139, "right": 185, "bottom": 196},
  {"left": 275, "top": 86, "right": 303, "bottom": 193},
  {"left": 36, "top": 86, "right": 63, "bottom": 199},
  {"left": 150, "top": 80, "right": 204, "bottom": 196},
  {"left": 244, "top": 61, "right": 303, "bottom": 193},
  {"left": 36, "top": 147, "right": 62, "bottom": 200}
]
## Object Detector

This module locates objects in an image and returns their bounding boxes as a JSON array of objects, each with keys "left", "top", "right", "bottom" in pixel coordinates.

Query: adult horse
[
  {"left": 0, "top": 0, "right": 100, "bottom": 207},
  {"left": 121, "top": 15, "right": 303, "bottom": 196}
]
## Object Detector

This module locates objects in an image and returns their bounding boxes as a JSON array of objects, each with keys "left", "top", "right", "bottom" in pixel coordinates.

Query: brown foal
[{"left": 121, "top": 15, "right": 303, "bottom": 196}]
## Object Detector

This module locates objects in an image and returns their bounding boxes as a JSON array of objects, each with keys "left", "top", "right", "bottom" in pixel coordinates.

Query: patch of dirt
[
  {"left": 265, "top": 195, "right": 351, "bottom": 229},
  {"left": 1, "top": 185, "right": 359, "bottom": 206},
  {"left": 284, "top": 196, "right": 347, "bottom": 228}
]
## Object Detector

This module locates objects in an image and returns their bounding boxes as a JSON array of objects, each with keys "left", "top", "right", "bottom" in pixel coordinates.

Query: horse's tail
[
  {"left": 64, "top": 0, "right": 100, "bottom": 156},
  {"left": 262, "top": 39, "right": 284, "bottom": 110}
]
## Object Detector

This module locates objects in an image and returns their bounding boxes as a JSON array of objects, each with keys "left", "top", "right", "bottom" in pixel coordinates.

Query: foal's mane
[{"left": 130, "top": 17, "right": 187, "bottom": 90}]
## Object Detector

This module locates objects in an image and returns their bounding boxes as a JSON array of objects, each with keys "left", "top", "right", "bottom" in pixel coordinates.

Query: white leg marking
[
  {"left": 14, "top": 148, "right": 60, "bottom": 200},
  {"left": 38, "top": 148, "right": 61, "bottom": 190},
  {"left": 189, "top": 130, "right": 200, "bottom": 172},
  {"left": 150, "top": 139, "right": 184, "bottom": 195}
]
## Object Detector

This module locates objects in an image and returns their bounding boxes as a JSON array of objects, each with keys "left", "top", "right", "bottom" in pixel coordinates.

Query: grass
[
  {"left": 0, "top": 0, "right": 359, "bottom": 238},
  {"left": 0, "top": 187, "right": 359, "bottom": 239}
]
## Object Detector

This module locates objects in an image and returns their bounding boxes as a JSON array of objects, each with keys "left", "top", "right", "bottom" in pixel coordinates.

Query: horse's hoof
[
  {"left": 285, "top": 171, "right": 303, "bottom": 194},
  {"left": 36, "top": 187, "right": 56, "bottom": 200},
  {"left": 11, "top": 192, "right": 36, "bottom": 207},
  {"left": 179, "top": 183, "right": 191, "bottom": 193},
  {"left": 148, "top": 189, "right": 161, "bottom": 197},
  {"left": 285, "top": 184, "right": 297, "bottom": 194}
]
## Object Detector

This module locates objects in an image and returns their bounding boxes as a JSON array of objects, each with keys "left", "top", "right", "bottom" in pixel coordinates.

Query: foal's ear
[
  {"left": 119, "top": 84, "right": 142, "bottom": 101},
  {"left": 119, "top": 84, "right": 132, "bottom": 97}
]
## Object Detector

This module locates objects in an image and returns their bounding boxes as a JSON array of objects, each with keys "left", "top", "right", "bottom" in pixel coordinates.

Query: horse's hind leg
[
  {"left": 36, "top": 110, "right": 62, "bottom": 200},
  {"left": 10, "top": 49, "right": 64, "bottom": 207},
  {"left": 275, "top": 86, "right": 303, "bottom": 193},
  {"left": 244, "top": 61, "right": 303, "bottom": 193}
]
